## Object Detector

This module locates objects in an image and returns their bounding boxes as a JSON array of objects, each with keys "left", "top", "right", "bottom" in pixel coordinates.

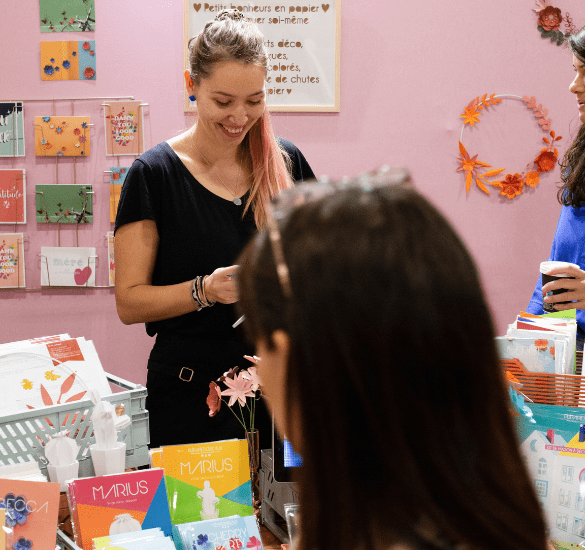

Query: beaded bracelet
[{"left": 191, "top": 275, "right": 216, "bottom": 309}]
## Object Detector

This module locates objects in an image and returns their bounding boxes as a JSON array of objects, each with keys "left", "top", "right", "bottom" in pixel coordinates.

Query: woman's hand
[
  {"left": 542, "top": 265, "right": 585, "bottom": 311},
  {"left": 205, "top": 265, "right": 239, "bottom": 304}
]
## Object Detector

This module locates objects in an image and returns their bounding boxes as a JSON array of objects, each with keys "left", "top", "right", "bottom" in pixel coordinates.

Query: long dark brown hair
[
  {"left": 237, "top": 180, "right": 548, "bottom": 550},
  {"left": 558, "top": 25, "right": 585, "bottom": 207}
]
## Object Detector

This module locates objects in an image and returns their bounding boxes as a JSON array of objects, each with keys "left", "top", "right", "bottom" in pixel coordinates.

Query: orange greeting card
[
  {"left": 35, "top": 116, "right": 90, "bottom": 157},
  {"left": 41, "top": 40, "right": 96, "bottom": 81},
  {"left": 0, "top": 479, "right": 60, "bottom": 550}
]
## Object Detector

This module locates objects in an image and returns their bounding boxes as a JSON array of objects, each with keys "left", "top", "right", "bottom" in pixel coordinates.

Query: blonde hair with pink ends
[
  {"left": 243, "top": 111, "right": 293, "bottom": 228},
  {"left": 189, "top": 12, "right": 293, "bottom": 228}
]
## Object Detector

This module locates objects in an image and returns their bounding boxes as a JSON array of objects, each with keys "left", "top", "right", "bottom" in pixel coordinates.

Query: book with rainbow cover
[
  {"left": 162, "top": 439, "right": 252, "bottom": 524},
  {"left": 66, "top": 468, "right": 172, "bottom": 550}
]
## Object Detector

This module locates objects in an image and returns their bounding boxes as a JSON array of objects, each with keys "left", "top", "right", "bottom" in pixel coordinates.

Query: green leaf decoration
[
  {"left": 541, "top": 30, "right": 553, "bottom": 37},
  {"left": 537, "top": 25, "right": 544, "bottom": 32}
]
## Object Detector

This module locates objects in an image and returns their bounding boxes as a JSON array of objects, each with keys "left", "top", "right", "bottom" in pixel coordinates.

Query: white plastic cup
[
  {"left": 47, "top": 460, "right": 79, "bottom": 492},
  {"left": 540, "top": 261, "right": 580, "bottom": 313},
  {"left": 90, "top": 442, "right": 126, "bottom": 476}
]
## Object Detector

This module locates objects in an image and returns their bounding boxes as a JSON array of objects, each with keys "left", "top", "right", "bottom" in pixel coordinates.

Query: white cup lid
[{"left": 540, "top": 261, "right": 580, "bottom": 276}]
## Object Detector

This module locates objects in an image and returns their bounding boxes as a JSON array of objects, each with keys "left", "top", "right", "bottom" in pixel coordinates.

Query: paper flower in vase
[{"left": 457, "top": 94, "right": 562, "bottom": 199}]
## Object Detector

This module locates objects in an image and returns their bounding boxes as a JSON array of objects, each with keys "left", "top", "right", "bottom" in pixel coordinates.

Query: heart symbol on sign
[
  {"left": 322, "top": 4, "right": 330, "bottom": 12},
  {"left": 193, "top": 3, "right": 201, "bottom": 11},
  {"left": 287, "top": 89, "right": 292, "bottom": 94},
  {"left": 74, "top": 266, "right": 92, "bottom": 285}
]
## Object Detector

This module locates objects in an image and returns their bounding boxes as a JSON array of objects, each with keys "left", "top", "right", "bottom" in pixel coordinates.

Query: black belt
[{"left": 147, "top": 359, "right": 196, "bottom": 382}]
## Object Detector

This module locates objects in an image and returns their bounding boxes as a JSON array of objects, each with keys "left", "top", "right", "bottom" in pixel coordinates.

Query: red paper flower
[
  {"left": 112, "top": 172, "right": 120, "bottom": 180},
  {"left": 550, "top": 346, "right": 555, "bottom": 359},
  {"left": 83, "top": 67, "right": 95, "bottom": 79},
  {"left": 206, "top": 381, "right": 222, "bottom": 417},
  {"left": 82, "top": 41, "right": 91, "bottom": 50},
  {"left": 538, "top": 6, "right": 562, "bottom": 31},
  {"left": 74, "top": 128, "right": 80, "bottom": 135},
  {"left": 494, "top": 173, "right": 524, "bottom": 199},
  {"left": 534, "top": 150, "right": 557, "bottom": 172},
  {"left": 120, "top": 168, "right": 125, "bottom": 173}
]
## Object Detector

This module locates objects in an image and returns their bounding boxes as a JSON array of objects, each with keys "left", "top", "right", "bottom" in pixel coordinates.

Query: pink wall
[{"left": 1, "top": 0, "right": 582, "bottom": 385}]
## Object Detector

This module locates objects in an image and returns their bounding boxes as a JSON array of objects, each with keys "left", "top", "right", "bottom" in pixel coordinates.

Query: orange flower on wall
[
  {"left": 492, "top": 174, "right": 524, "bottom": 199},
  {"left": 535, "top": 150, "right": 557, "bottom": 172}
]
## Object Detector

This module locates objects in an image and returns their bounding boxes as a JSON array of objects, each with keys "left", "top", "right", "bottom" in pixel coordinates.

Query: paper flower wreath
[{"left": 457, "top": 94, "right": 562, "bottom": 199}]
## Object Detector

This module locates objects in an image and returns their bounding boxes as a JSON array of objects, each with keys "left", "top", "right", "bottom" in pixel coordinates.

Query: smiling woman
[{"left": 113, "top": 9, "right": 315, "bottom": 448}]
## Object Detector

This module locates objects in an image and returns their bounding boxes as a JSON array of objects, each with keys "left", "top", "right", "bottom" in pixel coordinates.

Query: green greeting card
[
  {"left": 40, "top": 0, "right": 95, "bottom": 32},
  {"left": 35, "top": 184, "right": 93, "bottom": 224}
]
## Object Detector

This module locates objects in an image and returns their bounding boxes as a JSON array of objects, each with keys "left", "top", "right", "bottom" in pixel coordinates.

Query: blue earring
[{"left": 189, "top": 95, "right": 196, "bottom": 102}]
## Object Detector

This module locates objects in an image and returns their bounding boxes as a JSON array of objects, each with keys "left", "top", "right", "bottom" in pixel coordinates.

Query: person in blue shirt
[{"left": 527, "top": 25, "right": 585, "bottom": 349}]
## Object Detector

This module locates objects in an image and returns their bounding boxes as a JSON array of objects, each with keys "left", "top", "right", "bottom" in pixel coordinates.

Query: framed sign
[{"left": 184, "top": 0, "right": 340, "bottom": 112}]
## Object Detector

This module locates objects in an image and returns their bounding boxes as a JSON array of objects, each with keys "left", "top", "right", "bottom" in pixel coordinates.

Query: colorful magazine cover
[
  {"left": 0, "top": 478, "right": 60, "bottom": 550},
  {"left": 67, "top": 469, "right": 173, "bottom": 550},
  {"left": 162, "top": 439, "right": 253, "bottom": 525}
]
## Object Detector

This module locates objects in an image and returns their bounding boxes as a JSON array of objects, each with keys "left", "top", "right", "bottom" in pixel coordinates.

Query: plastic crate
[
  {"left": 57, "top": 528, "right": 83, "bottom": 550},
  {"left": 0, "top": 373, "right": 149, "bottom": 477}
]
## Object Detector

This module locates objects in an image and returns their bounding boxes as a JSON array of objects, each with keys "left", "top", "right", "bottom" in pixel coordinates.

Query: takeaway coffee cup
[{"left": 540, "top": 261, "right": 580, "bottom": 312}]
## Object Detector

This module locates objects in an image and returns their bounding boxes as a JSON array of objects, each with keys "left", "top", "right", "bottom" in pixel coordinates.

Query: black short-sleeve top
[{"left": 114, "top": 138, "right": 314, "bottom": 363}]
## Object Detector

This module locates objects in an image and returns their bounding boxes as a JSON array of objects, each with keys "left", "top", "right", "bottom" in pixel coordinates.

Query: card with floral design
[
  {"left": 0, "top": 169, "right": 26, "bottom": 224},
  {"left": 107, "top": 231, "right": 114, "bottom": 286},
  {"left": 35, "top": 184, "right": 93, "bottom": 224},
  {"left": 0, "top": 102, "right": 25, "bottom": 157},
  {"left": 41, "top": 246, "right": 96, "bottom": 287},
  {"left": 0, "top": 233, "right": 25, "bottom": 289},
  {"left": 104, "top": 101, "right": 144, "bottom": 156},
  {"left": 40, "top": 0, "right": 95, "bottom": 32},
  {"left": 109, "top": 167, "right": 129, "bottom": 222},
  {"left": 34, "top": 116, "right": 90, "bottom": 157},
  {"left": 41, "top": 41, "right": 96, "bottom": 81}
]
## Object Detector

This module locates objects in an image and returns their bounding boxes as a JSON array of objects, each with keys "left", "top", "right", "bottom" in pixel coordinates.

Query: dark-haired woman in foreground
[
  {"left": 237, "top": 173, "right": 547, "bottom": 550},
  {"left": 527, "top": 25, "right": 585, "bottom": 348}
]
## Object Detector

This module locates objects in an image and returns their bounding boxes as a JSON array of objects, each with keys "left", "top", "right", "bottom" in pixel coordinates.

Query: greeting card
[
  {"left": 0, "top": 102, "right": 25, "bottom": 157},
  {"left": 107, "top": 231, "right": 114, "bottom": 286},
  {"left": 0, "top": 479, "right": 60, "bottom": 550},
  {"left": 174, "top": 516, "right": 264, "bottom": 550},
  {"left": 40, "top": 246, "right": 96, "bottom": 287},
  {"left": 36, "top": 184, "right": 93, "bottom": 224},
  {"left": 104, "top": 102, "right": 144, "bottom": 156},
  {"left": 0, "top": 233, "right": 25, "bottom": 289},
  {"left": 35, "top": 116, "right": 90, "bottom": 157},
  {"left": 41, "top": 41, "right": 96, "bottom": 81},
  {"left": 109, "top": 167, "right": 128, "bottom": 222},
  {"left": 0, "top": 169, "right": 26, "bottom": 224},
  {"left": 40, "top": 0, "right": 95, "bottom": 32},
  {"left": 163, "top": 439, "right": 253, "bottom": 525}
]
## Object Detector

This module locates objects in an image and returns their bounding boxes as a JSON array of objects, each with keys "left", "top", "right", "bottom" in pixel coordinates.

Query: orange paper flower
[
  {"left": 525, "top": 171, "right": 540, "bottom": 187},
  {"left": 534, "top": 150, "right": 557, "bottom": 172},
  {"left": 534, "top": 339, "right": 549, "bottom": 351},
  {"left": 493, "top": 173, "right": 524, "bottom": 199},
  {"left": 461, "top": 106, "right": 480, "bottom": 127}
]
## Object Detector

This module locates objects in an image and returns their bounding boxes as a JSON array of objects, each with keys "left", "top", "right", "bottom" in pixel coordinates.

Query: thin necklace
[{"left": 198, "top": 150, "right": 243, "bottom": 206}]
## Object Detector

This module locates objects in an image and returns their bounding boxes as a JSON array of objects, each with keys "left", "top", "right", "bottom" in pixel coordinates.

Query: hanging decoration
[
  {"left": 532, "top": 0, "right": 576, "bottom": 46},
  {"left": 457, "top": 94, "right": 562, "bottom": 199}
]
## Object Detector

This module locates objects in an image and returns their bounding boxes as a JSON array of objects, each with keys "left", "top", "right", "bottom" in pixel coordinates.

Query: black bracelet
[{"left": 191, "top": 276, "right": 216, "bottom": 309}]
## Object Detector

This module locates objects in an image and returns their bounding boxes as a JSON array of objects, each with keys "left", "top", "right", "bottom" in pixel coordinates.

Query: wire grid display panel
[{"left": 0, "top": 376, "right": 149, "bottom": 476}]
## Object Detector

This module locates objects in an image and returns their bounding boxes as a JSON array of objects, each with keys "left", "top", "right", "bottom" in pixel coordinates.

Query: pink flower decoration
[
  {"left": 241, "top": 367, "right": 261, "bottom": 391},
  {"left": 74, "top": 128, "right": 80, "bottom": 135},
  {"left": 246, "top": 536, "right": 262, "bottom": 550},
  {"left": 221, "top": 372, "right": 254, "bottom": 407}
]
